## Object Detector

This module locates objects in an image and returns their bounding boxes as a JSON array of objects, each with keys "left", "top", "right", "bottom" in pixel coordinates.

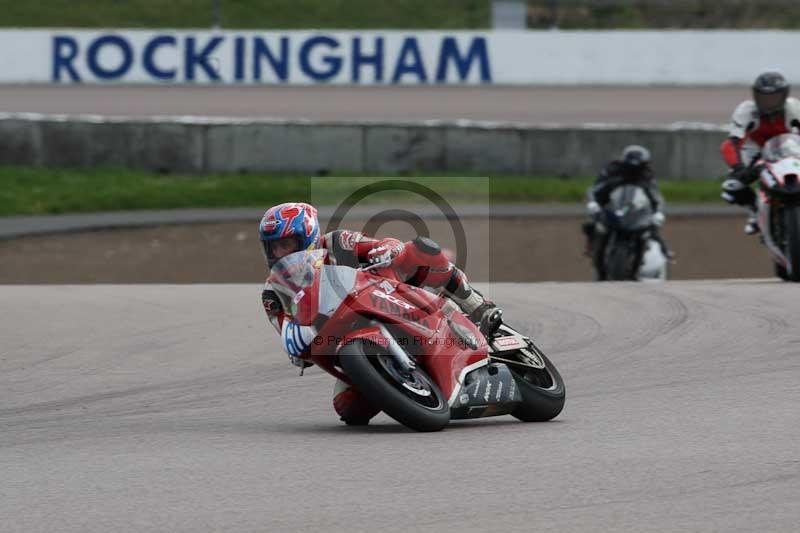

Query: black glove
[
  {"left": 261, "top": 289, "right": 283, "bottom": 318},
  {"left": 729, "top": 163, "right": 749, "bottom": 181},
  {"left": 721, "top": 178, "right": 756, "bottom": 207},
  {"left": 729, "top": 163, "right": 761, "bottom": 185}
]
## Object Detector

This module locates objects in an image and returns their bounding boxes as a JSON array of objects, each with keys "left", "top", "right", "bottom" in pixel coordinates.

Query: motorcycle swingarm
[{"left": 449, "top": 362, "right": 522, "bottom": 420}]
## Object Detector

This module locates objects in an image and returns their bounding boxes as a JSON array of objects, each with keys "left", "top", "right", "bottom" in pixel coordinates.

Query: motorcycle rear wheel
[
  {"left": 339, "top": 339, "right": 450, "bottom": 432},
  {"left": 508, "top": 349, "right": 565, "bottom": 422}
]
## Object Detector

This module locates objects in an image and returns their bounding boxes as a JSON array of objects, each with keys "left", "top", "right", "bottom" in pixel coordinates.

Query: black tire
[
  {"left": 509, "top": 348, "right": 566, "bottom": 422},
  {"left": 605, "top": 234, "right": 634, "bottom": 280},
  {"left": 783, "top": 206, "right": 800, "bottom": 281},
  {"left": 775, "top": 262, "right": 790, "bottom": 281},
  {"left": 339, "top": 339, "right": 450, "bottom": 432}
]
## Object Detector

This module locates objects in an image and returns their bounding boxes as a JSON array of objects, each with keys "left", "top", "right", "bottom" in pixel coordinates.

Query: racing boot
[
  {"left": 332, "top": 379, "right": 381, "bottom": 426},
  {"left": 722, "top": 180, "right": 760, "bottom": 235},
  {"left": 445, "top": 271, "right": 503, "bottom": 337},
  {"left": 473, "top": 301, "right": 504, "bottom": 337},
  {"left": 745, "top": 210, "right": 760, "bottom": 235}
]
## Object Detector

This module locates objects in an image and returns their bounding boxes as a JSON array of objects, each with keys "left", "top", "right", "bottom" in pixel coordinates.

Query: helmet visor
[
  {"left": 755, "top": 91, "right": 787, "bottom": 114},
  {"left": 624, "top": 154, "right": 645, "bottom": 167},
  {"left": 262, "top": 236, "right": 303, "bottom": 267}
]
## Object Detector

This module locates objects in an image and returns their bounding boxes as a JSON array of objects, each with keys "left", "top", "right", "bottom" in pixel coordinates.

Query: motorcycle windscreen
[
  {"left": 268, "top": 249, "right": 324, "bottom": 325},
  {"left": 608, "top": 185, "right": 654, "bottom": 231},
  {"left": 763, "top": 133, "right": 800, "bottom": 162},
  {"left": 317, "top": 265, "right": 357, "bottom": 318}
]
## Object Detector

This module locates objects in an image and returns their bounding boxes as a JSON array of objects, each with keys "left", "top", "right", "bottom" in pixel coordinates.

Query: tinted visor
[
  {"left": 755, "top": 91, "right": 787, "bottom": 114},
  {"left": 624, "top": 153, "right": 645, "bottom": 167},
  {"left": 262, "top": 235, "right": 303, "bottom": 267}
]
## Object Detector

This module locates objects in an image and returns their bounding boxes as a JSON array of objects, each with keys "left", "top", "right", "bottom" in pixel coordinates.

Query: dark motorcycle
[{"left": 594, "top": 184, "right": 668, "bottom": 281}]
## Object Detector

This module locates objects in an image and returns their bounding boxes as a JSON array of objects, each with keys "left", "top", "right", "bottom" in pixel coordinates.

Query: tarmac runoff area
[{"left": 1, "top": 281, "right": 799, "bottom": 532}]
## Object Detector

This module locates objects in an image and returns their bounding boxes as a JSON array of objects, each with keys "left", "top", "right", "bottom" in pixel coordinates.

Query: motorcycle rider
[
  {"left": 582, "top": 145, "right": 668, "bottom": 280},
  {"left": 259, "top": 201, "right": 503, "bottom": 425},
  {"left": 720, "top": 71, "right": 800, "bottom": 234}
]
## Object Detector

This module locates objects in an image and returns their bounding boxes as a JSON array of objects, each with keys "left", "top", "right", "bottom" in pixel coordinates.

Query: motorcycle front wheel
[
  {"left": 339, "top": 339, "right": 450, "bottom": 432},
  {"left": 783, "top": 206, "right": 800, "bottom": 281},
  {"left": 774, "top": 262, "right": 790, "bottom": 281},
  {"left": 605, "top": 233, "right": 636, "bottom": 280}
]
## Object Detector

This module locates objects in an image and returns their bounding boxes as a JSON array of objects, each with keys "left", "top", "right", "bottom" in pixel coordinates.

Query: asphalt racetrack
[
  {"left": 2, "top": 281, "right": 799, "bottom": 532},
  {"left": 0, "top": 85, "right": 745, "bottom": 124}
]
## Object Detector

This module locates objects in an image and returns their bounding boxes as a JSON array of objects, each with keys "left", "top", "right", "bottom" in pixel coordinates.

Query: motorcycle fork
[
  {"left": 376, "top": 323, "right": 416, "bottom": 373},
  {"left": 760, "top": 196, "right": 789, "bottom": 267}
]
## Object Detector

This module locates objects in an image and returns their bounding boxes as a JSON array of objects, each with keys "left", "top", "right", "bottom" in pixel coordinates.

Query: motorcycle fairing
[
  {"left": 606, "top": 185, "right": 655, "bottom": 233},
  {"left": 449, "top": 362, "right": 522, "bottom": 419},
  {"left": 312, "top": 270, "right": 489, "bottom": 403},
  {"left": 422, "top": 310, "right": 490, "bottom": 404},
  {"left": 342, "top": 279, "right": 443, "bottom": 335},
  {"left": 764, "top": 158, "right": 800, "bottom": 187}
]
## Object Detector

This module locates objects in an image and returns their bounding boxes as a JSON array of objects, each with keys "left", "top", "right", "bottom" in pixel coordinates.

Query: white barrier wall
[{"left": 0, "top": 29, "right": 798, "bottom": 85}]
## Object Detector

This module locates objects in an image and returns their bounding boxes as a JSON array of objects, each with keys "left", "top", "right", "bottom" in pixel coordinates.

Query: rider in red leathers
[
  {"left": 258, "top": 202, "right": 502, "bottom": 426},
  {"left": 721, "top": 71, "right": 800, "bottom": 234}
]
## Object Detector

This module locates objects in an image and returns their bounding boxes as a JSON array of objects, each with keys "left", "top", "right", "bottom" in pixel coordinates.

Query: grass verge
[
  {"left": 0, "top": 166, "right": 725, "bottom": 217},
  {"left": 1, "top": 0, "right": 796, "bottom": 30},
  {"left": 0, "top": 0, "right": 489, "bottom": 29}
]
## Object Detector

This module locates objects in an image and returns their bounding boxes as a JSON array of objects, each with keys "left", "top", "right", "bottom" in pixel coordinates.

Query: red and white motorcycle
[
  {"left": 755, "top": 133, "right": 800, "bottom": 281},
  {"left": 269, "top": 249, "right": 565, "bottom": 432}
]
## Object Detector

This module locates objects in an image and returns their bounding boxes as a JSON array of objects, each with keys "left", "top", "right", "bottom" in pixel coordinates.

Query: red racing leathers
[
  {"left": 721, "top": 97, "right": 800, "bottom": 171},
  {"left": 720, "top": 98, "right": 800, "bottom": 220}
]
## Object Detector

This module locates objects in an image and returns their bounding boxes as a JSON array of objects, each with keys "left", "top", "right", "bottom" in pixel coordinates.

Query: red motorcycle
[{"left": 268, "top": 249, "right": 565, "bottom": 432}]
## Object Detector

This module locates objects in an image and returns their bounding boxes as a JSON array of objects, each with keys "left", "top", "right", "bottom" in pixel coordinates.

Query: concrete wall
[{"left": 0, "top": 114, "right": 729, "bottom": 179}]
